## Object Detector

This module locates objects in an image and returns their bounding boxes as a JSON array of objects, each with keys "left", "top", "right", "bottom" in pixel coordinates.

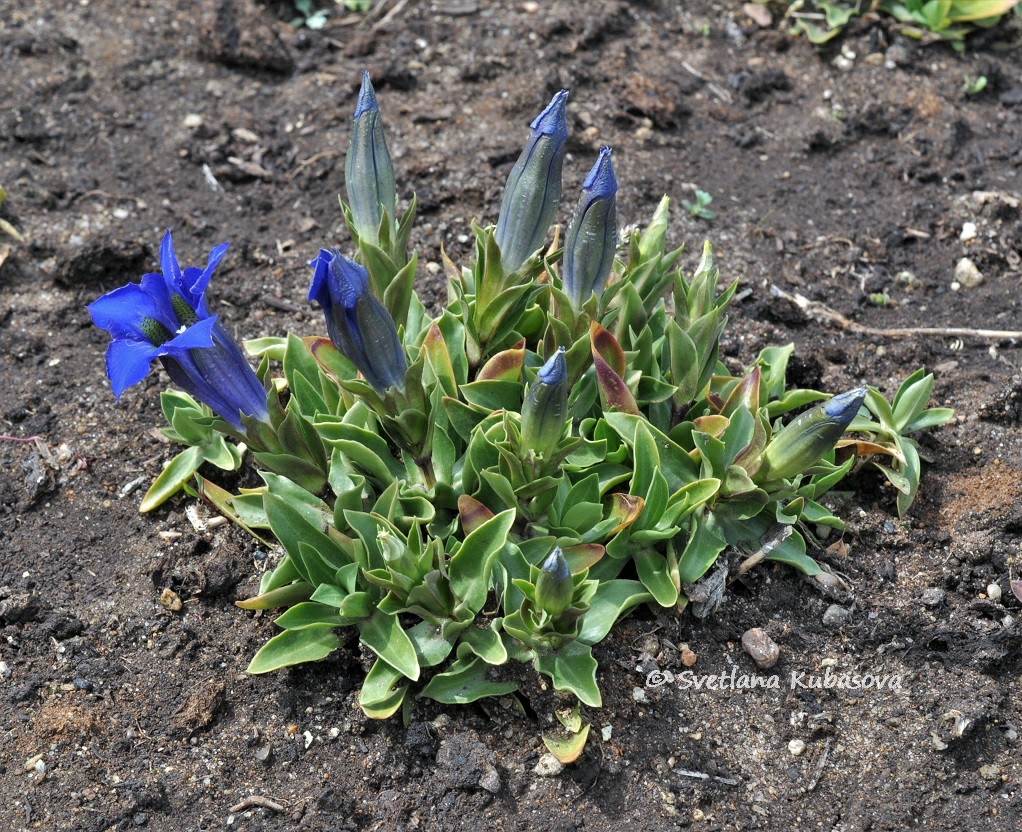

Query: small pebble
[
  {"left": 522, "top": 1, "right": 539, "bottom": 11},
  {"left": 183, "top": 113, "right": 204, "bottom": 128},
  {"left": 954, "top": 257, "right": 983, "bottom": 288},
  {"left": 922, "top": 588, "right": 945, "bottom": 607},
  {"left": 632, "top": 687, "right": 647, "bottom": 703},
  {"left": 987, "top": 583, "right": 1002, "bottom": 601},
  {"left": 741, "top": 628, "right": 779, "bottom": 669},
  {"left": 479, "top": 766, "right": 501, "bottom": 793},
  {"left": 534, "top": 753, "right": 564, "bottom": 777},
  {"left": 788, "top": 739, "right": 806, "bottom": 757},
  {"left": 602, "top": 725, "right": 613, "bottom": 742},
  {"left": 979, "top": 763, "right": 1002, "bottom": 780},
  {"left": 679, "top": 646, "right": 697, "bottom": 667},
  {"left": 960, "top": 222, "right": 977, "bottom": 242},
  {"left": 822, "top": 604, "right": 850, "bottom": 629}
]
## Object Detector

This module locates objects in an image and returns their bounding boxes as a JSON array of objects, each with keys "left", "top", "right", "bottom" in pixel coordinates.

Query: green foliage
[
  {"left": 844, "top": 369, "right": 953, "bottom": 515},
  {"left": 762, "top": 0, "right": 1020, "bottom": 44},
  {"left": 681, "top": 189, "right": 716, "bottom": 221},
  {"left": 143, "top": 137, "right": 952, "bottom": 727}
]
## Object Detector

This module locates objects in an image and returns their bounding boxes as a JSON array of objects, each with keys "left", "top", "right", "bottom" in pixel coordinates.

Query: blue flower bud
[
  {"left": 87, "top": 230, "right": 268, "bottom": 429},
  {"left": 760, "top": 386, "right": 866, "bottom": 481},
  {"left": 563, "top": 146, "right": 618, "bottom": 310},
  {"left": 535, "top": 547, "right": 573, "bottom": 617},
  {"left": 308, "top": 249, "right": 407, "bottom": 394},
  {"left": 521, "top": 348, "right": 568, "bottom": 459},
  {"left": 345, "top": 71, "right": 397, "bottom": 245},
  {"left": 494, "top": 89, "right": 569, "bottom": 272}
]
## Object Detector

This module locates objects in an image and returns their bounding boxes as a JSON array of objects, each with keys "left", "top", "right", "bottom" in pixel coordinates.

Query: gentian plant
[{"left": 90, "top": 75, "right": 952, "bottom": 754}]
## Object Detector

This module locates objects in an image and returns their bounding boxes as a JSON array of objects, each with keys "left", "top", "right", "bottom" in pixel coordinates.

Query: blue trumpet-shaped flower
[
  {"left": 87, "top": 231, "right": 268, "bottom": 429},
  {"left": 494, "top": 89, "right": 569, "bottom": 273},
  {"left": 563, "top": 146, "right": 618, "bottom": 310},
  {"left": 345, "top": 71, "right": 397, "bottom": 245},
  {"left": 308, "top": 249, "right": 407, "bottom": 394},
  {"left": 521, "top": 347, "right": 568, "bottom": 459}
]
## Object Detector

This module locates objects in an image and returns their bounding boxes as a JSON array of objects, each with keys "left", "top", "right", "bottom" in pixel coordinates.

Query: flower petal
[
  {"left": 184, "top": 241, "right": 229, "bottom": 305},
  {"left": 160, "top": 229, "right": 183, "bottom": 286},
  {"left": 87, "top": 282, "right": 167, "bottom": 341},
  {"left": 105, "top": 339, "right": 158, "bottom": 398},
  {"left": 162, "top": 315, "right": 219, "bottom": 353}
]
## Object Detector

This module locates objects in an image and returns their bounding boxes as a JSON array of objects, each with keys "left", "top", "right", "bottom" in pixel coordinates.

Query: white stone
[
  {"left": 788, "top": 739, "right": 806, "bottom": 757},
  {"left": 534, "top": 753, "right": 564, "bottom": 777},
  {"left": 954, "top": 257, "right": 983, "bottom": 288},
  {"left": 987, "top": 583, "right": 1002, "bottom": 601},
  {"left": 960, "top": 222, "right": 977, "bottom": 242}
]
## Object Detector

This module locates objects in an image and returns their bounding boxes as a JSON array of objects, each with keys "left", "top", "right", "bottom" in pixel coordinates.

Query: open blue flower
[
  {"left": 308, "top": 249, "right": 407, "bottom": 394},
  {"left": 87, "top": 230, "right": 268, "bottom": 429}
]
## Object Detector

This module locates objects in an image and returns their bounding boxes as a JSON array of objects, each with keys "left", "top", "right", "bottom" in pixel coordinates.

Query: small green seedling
[{"left": 682, "top": 189, "right": 716, "bottom": 221}]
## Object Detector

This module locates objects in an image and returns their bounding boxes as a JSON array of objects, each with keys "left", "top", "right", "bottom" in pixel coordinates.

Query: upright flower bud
[
  {"left": 760, "top": 387, "right": 866, "bottom": 481},
  {"left": 494, "top": 89, "right": 569, "bottom": 273},
  {"left": 535, "top": 548, "right": 573, "bottom": 617},
  {"left": 563, "top": 147, "right": 618, "bottom": 311},
  {"left": 345, "top": 71, "right": 397, "bottom": 245},
  {"left": 308, "top": 249, "right": 407, "bottom": 395},
  {"left": 520, "top": 348, "right": 568, "bottom": 459}
]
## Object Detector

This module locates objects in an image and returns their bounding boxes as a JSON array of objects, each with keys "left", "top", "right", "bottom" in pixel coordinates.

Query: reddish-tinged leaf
[
  {"left": 423, "top": 323, "right": 457, "bottom": 397},
  {"left": 721, "top": 367, "right": 760, "bottom": 417},
  {"left": 562, "top": 544, "right": 606, "bottom": 573},
  {"left": 608, "top": 493, "right": 645, "bottom": 534},
  {"left": 543, "top": 722, "right": 590, "bottom": 764},
  {"left": 835, "top": 439, "right": 905, "bottom": 464},
  {"left": 590, "top": 322, "right": 627, "bottom": 378},
  {"left": 458, "top": 494, "right": 495, "bottom": 535},
  {"left": 478, "top": 339, "right": 526, "bottom": 382},
  {"left": 304, "top": 336, "right": 354, "bottom": 385},
  {"left": 591, "top": 324, "right": 638, "bottom": 415},
  {"left": 693, "top": 414, "right": 729, "bottom": 438},
  {"left": 594, "top": 351, "right": 640, "bottom": 415}
]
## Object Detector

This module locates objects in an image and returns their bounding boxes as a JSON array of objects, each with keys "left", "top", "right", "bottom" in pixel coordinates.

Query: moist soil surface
[{"left": 2, "top": 1, "right": 1022, "bottom": 830}]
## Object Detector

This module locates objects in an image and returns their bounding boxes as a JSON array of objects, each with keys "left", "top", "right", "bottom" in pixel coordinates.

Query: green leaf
[
  {"left": 676, "top": 513, "right": 727, "bottom": 584},
  {"left": 359, "top": 658, "right": 408, "bottom": 719},
  {"left": 449, "top": 509, "right": 516, "bottom": 613},
  {"left": 892, "top": 372, "right": 934, "bottom": 432},
  {"left": 536, "top": 641, "right": 602, "bottom": 707},
  {"left": 578, "top": 580, "right": 652, "bottom": 645},
  {"left": 406, "top": 620, "right": 455, "bottom": 668},
  {"left": 274, "top": 602, "right": 342, "bottom": 629},
  {"left": 360, "top": 609, "right": 420, "bottom": 681},
  {"left": 543, "top": 722, "right": 591, "bottom": 764},
  {"left": 458, "top": 619, "right": 508, "bottom": 665},
  {"left": 246, "top": 623, "right": 340, "bottom": 674},
  {"left": 419, "top": 657, "right": 518, "bottom": 705},
  {"left": 905, "top": 407, "right": 954, "bottom": 432},
  {"left": 139, "top": 446, "right": 204, "bottom": 512},
  {"left": 265, "top": 494, "right": 347, "bottom": 586},
  {"left": 634, "top": 549, "right": 679, "bottom": 607},
  {"left": 236, "top": 581, "right": 315, "bottom": 610}
]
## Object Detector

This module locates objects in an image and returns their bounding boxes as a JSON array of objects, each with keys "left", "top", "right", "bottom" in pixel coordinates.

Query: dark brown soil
[{"left": 2, "top": 1, "right": 1021, "bottom": 830}]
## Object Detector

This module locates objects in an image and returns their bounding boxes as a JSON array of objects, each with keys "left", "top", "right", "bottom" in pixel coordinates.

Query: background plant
[
  {"left": 759, "top": 0, "right": 1021, "bottom": 45},
  {"left": 88, "top": 75, "right": 953, "bottom": 750}
]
